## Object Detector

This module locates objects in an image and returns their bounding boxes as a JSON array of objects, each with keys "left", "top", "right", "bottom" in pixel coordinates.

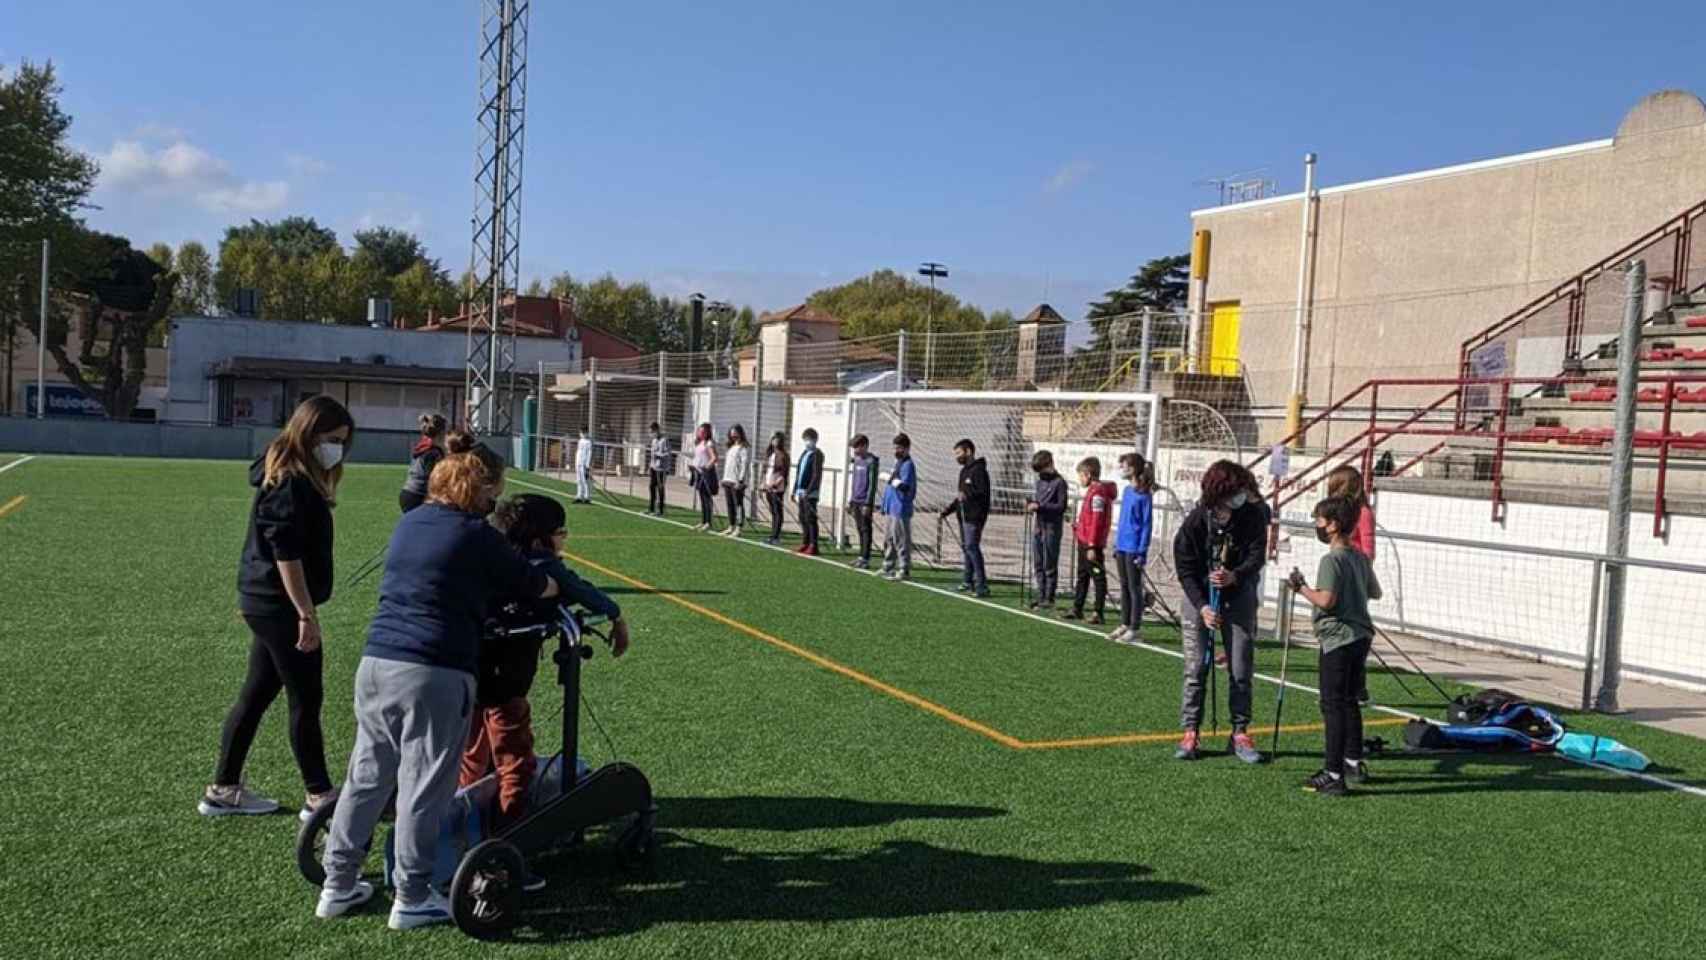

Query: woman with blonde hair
[
  {"left": 203, "top": 395, "right": 355, "bottom": 820},
  {"left": 316, "top": 432, "right": 565, "bottom": 929}
]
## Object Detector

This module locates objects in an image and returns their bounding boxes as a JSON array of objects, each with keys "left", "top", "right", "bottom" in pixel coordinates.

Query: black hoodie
[
  {"left": 943, "top": 456, "right": 991, "bottom": 524},
  {"left": 237, "top": 456, "right": 335, "bottom": 618},
  {"left": 1172, "top": 499, "right": 1267, "bottom": 614}
]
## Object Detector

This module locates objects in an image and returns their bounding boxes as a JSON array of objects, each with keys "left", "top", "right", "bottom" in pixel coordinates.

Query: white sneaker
[
  {"left": 198, "top": 783, "right": 279, "bottom": 817},
  {"left": 1107, "top": 626, "right": 1131, "bottom": 643},
  {"left": 389, "top": 891, "right": 454, "bottom": 931},
  {"left": 316, "top": 881, "right": 374, "bottom": 919}
]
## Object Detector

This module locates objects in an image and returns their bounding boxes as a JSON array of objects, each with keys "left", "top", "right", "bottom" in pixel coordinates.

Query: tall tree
[
  {"left": 352, "top": 226, "right": 442, "bottom": 282},
  {"left": 213, "top": 216, "right": 340, "bottom": 316},
  {"left": 805, "top": 268, "right": 993, "bottom": 340},
  {"left": 145, "top": 242, "right": 174, "bottom": 271},
  {"left": 1, "top": 60, "right": 101, "bottom": 413},
  {"left": 1087, "top": 254, "right": 1190, "bottom": 319},
  {"left": 42, "top": 230, "right": 178, "bottom": 420},
  {"left": 170, "top": 240, "right": 215, "bottom": 316}
]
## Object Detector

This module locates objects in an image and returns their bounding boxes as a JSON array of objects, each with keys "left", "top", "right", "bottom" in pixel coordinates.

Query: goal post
[{"left": 843, "top": 390, "right": 1161, "bottom": 584}]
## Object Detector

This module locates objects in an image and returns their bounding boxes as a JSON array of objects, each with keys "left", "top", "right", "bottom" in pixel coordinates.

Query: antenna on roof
[{"left": 1193, "top": 168, "right": 1278, "bottom": 206}]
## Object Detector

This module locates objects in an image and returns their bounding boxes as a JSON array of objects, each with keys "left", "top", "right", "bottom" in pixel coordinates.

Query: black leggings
[
  {"left": 215, "top": 614, "right": 332, "bottom": 794},
  {"left": 1115, "top": 551, "right": 1144, "bottom": 629},
  {"left": 724, "top": 484, "right": 746, "bottom": 527},
  {"left": 695, "top": 471, "right": 717, "bottom": 525},
  {"left": 766, "top": 490, "right": 786, "bottom": 540},
  {"left": 1319, "top": 638, "right": 1371, "bottom": 776}
]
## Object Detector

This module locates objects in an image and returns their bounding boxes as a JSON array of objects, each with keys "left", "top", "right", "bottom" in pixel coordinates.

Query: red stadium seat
[{"left": 1686, "top": 315, "right": 1706, "bottom": 328}]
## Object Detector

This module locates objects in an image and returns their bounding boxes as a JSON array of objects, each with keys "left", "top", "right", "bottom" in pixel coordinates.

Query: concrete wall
[
  {"left": 1191, "top": 91, "right": 1706, "bottom": 442},
  {"left": 1, "top": 417, "right": 454, "bottom": 466}
]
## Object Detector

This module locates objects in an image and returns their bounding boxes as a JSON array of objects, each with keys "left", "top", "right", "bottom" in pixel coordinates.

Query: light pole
[
  {"left": 708, "top": 300, "right": 733, "bottom": 380},
  {"left": 918, "top": 261, "right": 948, "bottom": 387}
]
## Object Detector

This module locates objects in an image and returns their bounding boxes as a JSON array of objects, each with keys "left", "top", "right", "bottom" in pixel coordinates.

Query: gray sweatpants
[
  {"left": 1180, "top": 586, "right": 1258, "bottom": 730},
  {"left": 322, "top": 657, "right": 474, "bottom": 903},
  {"left": 882, "top": 513, "right": 912, "bottom": 574}
]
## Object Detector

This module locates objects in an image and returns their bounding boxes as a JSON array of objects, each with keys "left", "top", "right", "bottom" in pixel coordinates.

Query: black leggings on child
[
  {"left": 1318, "top": 637, "right": 1371, "bottom": 776},
  {"left": 215, "top": 614, "right": 332, "bottom": 794}
]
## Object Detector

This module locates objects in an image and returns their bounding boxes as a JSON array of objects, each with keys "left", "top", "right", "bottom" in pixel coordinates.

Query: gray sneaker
[
  {"left": 1107, "top": 626, "right": 1131, "bottom": 643},
  {"left": 389, "top": 891, "right": 453, "bottom": 931},
  {"left": 1230, "top": 731, "right": 1264, "bottom": 765},
  {"left": 316, "top": 881, "right": 374, "bottom": 919},
  {"left": 198, "top": 783, "right": 279, "bottom": 817}
]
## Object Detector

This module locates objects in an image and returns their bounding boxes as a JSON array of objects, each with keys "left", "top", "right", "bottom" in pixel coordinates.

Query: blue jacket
[
  {"left": 882, "top": 456, "right": 916, "bottom": 517},
  {"left": 1115, "top": 487, "right": 1153, "bottom": 561},
  {"left": 365, "top": 503, "right": 548, "bottom": 676}
]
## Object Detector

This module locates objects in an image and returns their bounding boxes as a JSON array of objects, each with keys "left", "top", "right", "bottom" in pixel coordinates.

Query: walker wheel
[
  {"left": 295, "top": 798, "right": 338, "bottom": 886},
  {"left": 617, "top": 810, "right": 659, "bottom": 870},
  {"left": 450, "top": 839, "right": 527, "bottom": 939}
]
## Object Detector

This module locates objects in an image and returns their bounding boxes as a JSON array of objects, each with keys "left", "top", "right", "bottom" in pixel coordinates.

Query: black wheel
[
  {"left": 450, "top": 839, "right": 527, "bottom": 940},
  {"left": 295, "top": 798, "right": 338, "bottom": 886},
  {"left": 617, "top": 810, "right": 658, "bottom": 869}
]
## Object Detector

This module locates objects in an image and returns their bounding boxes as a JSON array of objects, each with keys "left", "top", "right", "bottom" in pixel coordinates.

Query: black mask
[{"left": 1315, "top": 525, "right": 1331, "bottom": 544}]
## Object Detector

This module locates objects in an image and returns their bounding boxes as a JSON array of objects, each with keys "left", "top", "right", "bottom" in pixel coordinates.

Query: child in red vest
[{"left": 1063, "top": 457, "right": 1118, "bottom": 624}]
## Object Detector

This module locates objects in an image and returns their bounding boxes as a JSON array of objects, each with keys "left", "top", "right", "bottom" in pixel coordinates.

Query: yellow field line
[
  {"left": 1019, "top": 717, "right": 1410, "bottom": 750},
  {"left": 0, "top": 495, "right": 27, "bottom": 520},
  {"left": 563, "top": 550, "right": 1027, "bottom": 750}
]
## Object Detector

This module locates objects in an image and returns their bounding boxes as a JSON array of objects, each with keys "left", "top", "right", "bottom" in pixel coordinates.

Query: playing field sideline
[{"left": 2, "top": 455, "right": 1704, "bottom": 960}]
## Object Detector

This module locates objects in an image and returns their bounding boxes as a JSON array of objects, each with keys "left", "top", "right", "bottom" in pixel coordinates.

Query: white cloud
[
  {"left": 286, "top": 153, "right": 331, "bottom": 177},
  {"left": 201, "top": 181, "right": 291, "bottom": 214},
  {"left": 95, "top": 137, "right": 288, "bottom": 214},
  {"left": 133, "top": 122, "right": 186, "bottom": 140},
  {"left": 1043, "top": 159, "right": 1095, "bottom": 194}
]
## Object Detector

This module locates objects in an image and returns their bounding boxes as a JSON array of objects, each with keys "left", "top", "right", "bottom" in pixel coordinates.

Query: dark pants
[
  {"left": 766, "top": 490, "right": 786, "bottom": 540},
  {"left": 724, "top": 484, "right": 747, "bottom": 528},
  {"left": 1032, "top": 519, "right": 1062, "bottom": 603},
  {"left": 215, "top": 614, "right": 332, "bottom": 794},
  {"left": 1115, "top": 551, "right": 1145, "bottom": 629},
  {"left": 851, "top": 503, "right": 875, "bottom": 562},
  {"left": 798, "top": 496, "right": 820, "bottom": 549},
  {"left": 398, "top": 490, "right": 425, "bottom": 513},
  {"left": 960, "top": 518, "right": 987, "bottom": 590},
  {"left": 1319, "top": 638, "right": 1372, "bottom": 775},
  {"left": 1072, "top": 543, "right": 1107, "bottom": 616},
  {"left": 694, "top": 470, "right": 717, "bottom": 525},
  {"left": 648, "top": 469, "right": 668, "bottom": 513}
]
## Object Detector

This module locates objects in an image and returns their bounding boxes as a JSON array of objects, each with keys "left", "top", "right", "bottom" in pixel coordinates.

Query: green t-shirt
[{"left": 1312, "top": 545, "right": 1382, "bottom": 653}]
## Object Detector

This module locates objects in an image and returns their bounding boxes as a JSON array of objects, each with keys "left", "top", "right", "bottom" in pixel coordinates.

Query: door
[{"left": 1208, "top": 301, "right": 1241, "bottom": 377}]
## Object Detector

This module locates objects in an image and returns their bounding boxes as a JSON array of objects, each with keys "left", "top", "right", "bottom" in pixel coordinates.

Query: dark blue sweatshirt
[{"left": 365, "top": 503, "right": 547, "bottom": 675}]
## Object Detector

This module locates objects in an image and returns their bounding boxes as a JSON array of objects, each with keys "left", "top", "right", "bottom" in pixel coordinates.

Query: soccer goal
[{"left": 843, "top": 390, "right": 1161, "bottom": 584}]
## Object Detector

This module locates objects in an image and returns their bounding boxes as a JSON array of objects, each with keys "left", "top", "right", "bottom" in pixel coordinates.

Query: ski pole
[{"left": 1271, "top": 582, "right": 1295, "bottom": 755}]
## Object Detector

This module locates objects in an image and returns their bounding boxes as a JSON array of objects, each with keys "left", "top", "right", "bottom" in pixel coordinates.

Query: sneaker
[
  {"left": 1231, "top": 731, "right": 1263, "bottom": 765},
  {"left": 1303, "top": 769, "right": 1348, "bottom": 796},
  {"left": 198, "top": 783, "right": 279, "bottom": 817},
  {"left": 884, "top": 571, "right": 910, "bottom": 582},
  {"left": 1060, "top": 609, "right": 1084, "bottom": 621},
  {"left": 299, "top": 789, "right": 337, "bottom": 824},
  {"left": 764, "top": 538, "right": 779, "bottom": 546},
  {"left": 1357, "top": 688, "right": 1371, "bottom": 706},
  {"left": 389, "top": 891, "right": 454, "bottom": 931},
  {"left": 1174, "top": 729, "right": 1201, "bottom": 760},
  {"left": 1344, "top": 760, "right": 1372, "bottom": 785},
  {"left": 1089, "top": 614, "right": 1106, "bottom": 626},
  {"left": 316, "top": 881, "right": 374, "bottom": 919},
  {"left": 1107, "top": 626, "right": 1131, "bottom": 643},
  {"left": 802, "top": 546, "right": 819, "bottom": 557},
  {"left": 973, "top": 588, "right": 991, "bottom": 599}
]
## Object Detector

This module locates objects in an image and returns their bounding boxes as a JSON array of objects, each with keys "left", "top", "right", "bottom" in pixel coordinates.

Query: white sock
[{"left": 1326, "top": 770, "right": 1343, "bottom": 780}]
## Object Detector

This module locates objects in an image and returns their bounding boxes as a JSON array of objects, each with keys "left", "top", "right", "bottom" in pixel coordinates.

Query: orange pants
[{"left": 458, "top": 696, "right": 537, "bottom": 828}]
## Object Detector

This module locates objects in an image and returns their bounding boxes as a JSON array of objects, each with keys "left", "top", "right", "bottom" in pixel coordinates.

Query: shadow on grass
[
  {"left": 1354, "top": 752, "right": 1705, "bottom": 796},
  {"left": 510, "top": 796, "right": 1204, "bottom": 943}
]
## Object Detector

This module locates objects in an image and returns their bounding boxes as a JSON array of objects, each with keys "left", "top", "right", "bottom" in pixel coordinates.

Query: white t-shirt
[
  {"left": 693, "top": 440, "right": 715, "bottom": 471},
  {"left": 575, "top": 437, "right": 592, "bottom": 469}
]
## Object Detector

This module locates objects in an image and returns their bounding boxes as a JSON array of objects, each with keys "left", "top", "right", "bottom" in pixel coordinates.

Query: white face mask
[
  {"left": 315, "top": 441, "right": 344, "bottom": 470},
  {"left": 1226, "top": 491, "right": 1248, "bottom": 510},
  {"left": 1120, "top": 466, "right": 1135, "bottom": 479}
]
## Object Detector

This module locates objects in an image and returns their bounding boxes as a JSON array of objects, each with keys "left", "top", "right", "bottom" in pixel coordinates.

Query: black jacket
[
  {"left": 943, "top": 457, "right": 991, "bottom": 523},
  {"left": 238, "top": 457, "right": 334, "bottom": 618},
  {"left": 479, "top": 552, "right": 622, "bottom": 705},
  {"left": 1172, "top": 499, "right": 1268, "bottom": 613},
  {"left": 1031, "top": 472, "right": 1067, "bottom": 524}
]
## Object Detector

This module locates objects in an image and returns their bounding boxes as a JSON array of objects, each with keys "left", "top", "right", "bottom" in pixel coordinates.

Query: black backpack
[{"left": 1446, "top": 688, "right": 1523, "bottom": 725}]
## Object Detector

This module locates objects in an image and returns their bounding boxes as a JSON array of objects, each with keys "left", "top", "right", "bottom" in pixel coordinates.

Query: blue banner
[{"left": 25, "top": 384, "right": 107, "bottom": 418}]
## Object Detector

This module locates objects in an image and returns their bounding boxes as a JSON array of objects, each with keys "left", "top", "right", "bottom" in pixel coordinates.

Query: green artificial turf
[{"left": 2, "top": 455, "right": 1704, "bottom": 959}]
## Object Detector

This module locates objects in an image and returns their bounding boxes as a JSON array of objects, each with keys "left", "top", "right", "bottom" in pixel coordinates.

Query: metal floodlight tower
[{"left": 465, "top": 0, "right": 530, "bottom": 434}]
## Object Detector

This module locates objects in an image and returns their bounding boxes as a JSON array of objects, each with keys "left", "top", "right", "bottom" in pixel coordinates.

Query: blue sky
[{"left": 5, "top": 0, "right": 1702, "bottom": 318}]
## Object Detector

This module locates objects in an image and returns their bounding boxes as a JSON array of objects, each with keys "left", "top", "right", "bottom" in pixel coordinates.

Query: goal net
[{"left": 843, "top": 390, "right": 1160, "bottom": 584}]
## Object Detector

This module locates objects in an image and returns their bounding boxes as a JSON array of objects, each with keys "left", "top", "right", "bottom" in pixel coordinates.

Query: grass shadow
[{"left": 1356, "top": 752, "right": 1706, "bottom": 796}]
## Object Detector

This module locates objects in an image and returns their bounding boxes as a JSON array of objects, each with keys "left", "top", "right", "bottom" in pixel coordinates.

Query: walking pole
[{"left": 1271, "top": 582, "right": 1296, "bottom": 756}]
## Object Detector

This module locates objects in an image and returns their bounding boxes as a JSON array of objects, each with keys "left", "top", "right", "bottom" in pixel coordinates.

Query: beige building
[{"left": 1188, "top": 90, "right": 1706, "bottom": 443}]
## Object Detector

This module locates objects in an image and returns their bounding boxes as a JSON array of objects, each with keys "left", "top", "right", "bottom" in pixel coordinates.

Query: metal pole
[
  {"left": 1286, "top": 153, "right": 1318, "bottom": 448},
  {"left": 1581, "top": 558, "right": 1603, "bottom": 711},
  {"left": 751, "top": 340, "right": 763, "bottom": 517},
  {"left": 1595, "top": 260, "right": 1644, "bottom": 713},
  {"left": 837, "top": 397, "right": 853, "bottom": 548},
  {"left": 657, "top": 351, "right": 667, "bottom": 431},
  {"left": 37, "top": 239, "right": 50, "bottom": 420},
  {"left": 924, "top": 277, "right": 934, "bottom": 388},
  {"left": 586, "top": 357, "right": 598, "bottom": 437},
  {"left": 1137, "top": 308, "right": 1154, "bottom": 394},
  {"left": 895, "top": 330, "right": 908, "bottom": 392}
]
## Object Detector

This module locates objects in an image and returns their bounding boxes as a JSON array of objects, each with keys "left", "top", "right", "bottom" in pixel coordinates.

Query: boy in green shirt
[{"left": 1288, "top": 496, "right": 1383, "bottom": 796}]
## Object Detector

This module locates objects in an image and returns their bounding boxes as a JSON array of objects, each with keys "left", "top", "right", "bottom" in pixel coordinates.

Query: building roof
[
  {"left": 421, "top": 295, "right": 646, "bottom": 358},
  {"left": 759, "top": 304, "right": 840, "bottom": 326},
  {"left": 209, "top": 356, "right": 533, "bottom": 386},
  {"left": 1020, "top": 303, "right": 1067, "bottom": 325}
]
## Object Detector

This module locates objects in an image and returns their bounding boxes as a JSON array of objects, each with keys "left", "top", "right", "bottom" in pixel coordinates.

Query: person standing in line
[
  {"left": 939, "top": 438, "right": 991, "bottom": 597},
  {"left": 1109, "top": 452, "right": 1154, "bottom": 644},
  {"left": 762, "top": 431, "right": 790, "bottom": 546},
  {"left": 1026, "top": 450, "right": 1067, "bottom": 610},
  {"left": 1325, "top": 464, "right": 1374, "bottom": 703},
  {"left": 721, "top": 425, "right": 752, "bottom": 536},
  {"left": 792, "top": 427, "right": 824, "bottom": 555},
  {"left": 1290, "top": 495, "right": 1382, "bottom": 796},
  {"left": 690, "top": 422, "right": 720, "bottom": 532},
  {"left": 881, "top": 433, "right": 917, "bottom": 581},
  {"left": 1063, "top": 457, "right": 1115, "bottom": 624},
  {"left": 400, "top": 413, "right": 447, "bottom": 513},
  {"left": 846, "top": 434, "right": 880, "bottom": 569},
  {"left": 646, "top": 422, "right": 670, "bottom": 516},
  {"left": 573, "top": 431, "right": 594, "bottom": 504},
  {"left": 1172, "top": 459, "right": 1269, "bottom": 765},
  {"left": 203, "top": 395, "right": 355, "bottom": 821}
]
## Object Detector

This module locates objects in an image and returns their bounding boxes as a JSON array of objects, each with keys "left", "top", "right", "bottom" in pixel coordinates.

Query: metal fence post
[
  {"left": 657, "top": 352, "right": 668, "bottom": 433},
  {"left": 586, "top": 357, "right": 598, "bottom": 437},
  {"left": 751, "top": 340, "right": 763, "bottom": 517},
  {"left": 1595, "top": 260, "right": 1644, "bottom": 713},
  {"left": 1138, "top": 308, "right": 1154, "bottom": 394},
  {"left": 1581, "top": 558, "right": 1603, "bottom": 710}
]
